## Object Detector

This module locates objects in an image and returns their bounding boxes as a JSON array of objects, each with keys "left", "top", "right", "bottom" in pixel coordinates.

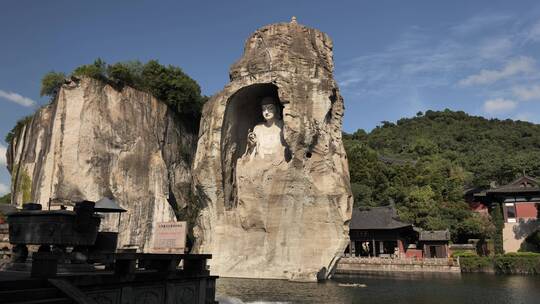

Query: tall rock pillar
[{"left": 192, "top": 19, "right": 353, "bottom": 281}]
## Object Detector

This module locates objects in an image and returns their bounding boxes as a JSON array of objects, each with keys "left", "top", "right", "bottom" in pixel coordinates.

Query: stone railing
[
  {"left": 340, "top": 256, "right": 458, "bottom": 267},
  {"left": 335, "top": 256, "right": 461, "bottom": 274}
]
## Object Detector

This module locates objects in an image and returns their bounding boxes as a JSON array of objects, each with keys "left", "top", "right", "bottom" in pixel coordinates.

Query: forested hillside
[{"left": 345, "top": 109, "right": 540, "bottom": 242}]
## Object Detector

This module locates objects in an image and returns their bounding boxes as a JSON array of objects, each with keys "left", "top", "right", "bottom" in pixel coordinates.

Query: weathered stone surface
[
  {"left": 192, "top": 20, "right": 353, "bottom": 281},
  {"left": 7, "top": 77, "right": 196, "bottom": 251}
]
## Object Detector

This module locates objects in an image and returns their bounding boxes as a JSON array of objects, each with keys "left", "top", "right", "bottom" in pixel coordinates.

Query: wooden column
[{"left": 397, "top": 239, "right": 404, "bottom": 256}]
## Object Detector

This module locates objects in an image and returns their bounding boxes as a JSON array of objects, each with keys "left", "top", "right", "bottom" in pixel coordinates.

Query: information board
[{"left": 152, "top": 221, "right": 187, "bottom": 253}]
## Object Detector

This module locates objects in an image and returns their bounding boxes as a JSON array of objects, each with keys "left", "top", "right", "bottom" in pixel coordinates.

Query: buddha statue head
[{"left": 260, "top": 97, "right": 280, "bottom": 122}]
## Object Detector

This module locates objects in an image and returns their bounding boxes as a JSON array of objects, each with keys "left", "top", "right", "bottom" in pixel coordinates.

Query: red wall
[
  {"left": 405, "top": 249, "right": 423, "bottom": 259},
  {"left": 516, "top": 203, "right": 538, "bottom": 219}
]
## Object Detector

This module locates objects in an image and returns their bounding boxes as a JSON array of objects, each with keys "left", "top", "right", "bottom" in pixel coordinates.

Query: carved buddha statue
[{"left": 243, "top": 97, "right": 285, "bottom": 164}]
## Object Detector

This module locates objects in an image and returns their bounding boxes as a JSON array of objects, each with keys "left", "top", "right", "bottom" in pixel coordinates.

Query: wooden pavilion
[{"left": 347, "top": 206, "right": 417, "bottom": 257}]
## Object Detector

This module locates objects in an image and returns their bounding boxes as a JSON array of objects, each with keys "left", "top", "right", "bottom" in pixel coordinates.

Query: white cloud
[
  {"left": 0, "top": 89, "right": 36, "bottom": 107},
  {"left": 478, "top": 36, "right": 513, "bottom": 59},
  {"left": 513, "top": 84, "right": 540, "bottom": 101},
  {"left": 336, "top": 12, "right": 540, "bottom": 127},
  {"left": 459, "top": 57, "right": 535, "bottom": 86},
  {"left": 527, "top": 22, "right": 540, "bottom": 42},
  {"left": 338, "top": 21, "right": 530, "bottom": 97},
  {"left": 0, "top": 183, "right": 8, "bottom": 196},
  {"left": 451, "top": 14, "right": 512, "bottom": 36},
  {"left": 337, "top": 26, "right": 471, "bottom": 94},
  {"left": 483, "top": 98, "right": 517, "bottom": 114},
  {"left": 0, "top": 144, "right": 6, "bottom": 167}
]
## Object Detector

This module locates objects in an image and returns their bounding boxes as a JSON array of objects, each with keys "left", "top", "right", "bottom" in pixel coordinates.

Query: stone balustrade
[
  {"left": 340, "top": 256, "right": 458, "bottom": 266},
  {"left": 335, "top": 256, "right": 461, "bottom": 274}
]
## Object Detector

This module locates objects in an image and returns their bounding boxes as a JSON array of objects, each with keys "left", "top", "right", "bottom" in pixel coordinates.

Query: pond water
[{"left": 216, "top": 273, "right": 540, "bottom": 304}]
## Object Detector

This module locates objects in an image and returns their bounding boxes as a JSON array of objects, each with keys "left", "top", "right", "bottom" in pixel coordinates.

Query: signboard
[{"left": 152, "top": 221, "right": 187, "bottom": 253}]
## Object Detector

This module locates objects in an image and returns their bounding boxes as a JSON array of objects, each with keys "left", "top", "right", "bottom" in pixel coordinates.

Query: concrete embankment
[{"left": 334, "top": 257, "right": 461, "bottom": 275}]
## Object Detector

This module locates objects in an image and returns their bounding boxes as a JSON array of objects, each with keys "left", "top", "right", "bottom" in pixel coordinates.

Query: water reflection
[{"left": 216, "top": 274, "right": 540, "bottom": 304}]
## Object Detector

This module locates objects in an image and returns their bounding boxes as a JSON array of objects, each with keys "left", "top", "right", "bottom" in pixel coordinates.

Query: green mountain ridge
[
  {"left": 344, "top": 109, "right": 540, "bottom": 243},
  {"left": 347, "top": 109, "right": 540, "bottom": 187}
]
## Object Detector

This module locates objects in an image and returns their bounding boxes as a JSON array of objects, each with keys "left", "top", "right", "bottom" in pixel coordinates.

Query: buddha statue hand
[
  {"left": 242, "top": 129, "right": 257, "bottom": 159},
  {"left": 247, "top": 130, "right": 257, "bottom": 147}
]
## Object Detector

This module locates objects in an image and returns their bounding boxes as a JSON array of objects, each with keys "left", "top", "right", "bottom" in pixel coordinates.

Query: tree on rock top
[
  {"left": 40, "top": 58, "right": 206, "bottom": 119},
  {"left": 141, "top": 60, "right": 204, "bottom": 117},
  {"left": 40, "top": 71, "right": 66, "bottom": 97}
]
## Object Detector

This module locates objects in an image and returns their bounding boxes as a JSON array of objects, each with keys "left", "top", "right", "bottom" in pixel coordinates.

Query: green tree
[
  {"left": 491, "top": 204, "right": 505, "bottom": 254},
  {"left": 398, "top": 185, "right": 439, "bottom": 228},
  {"left": 72, "top": 58, "right": 107, "bottom": 80},
  {"left": 141, "top": 60, "right": 204, "bottom": 117},
  {"left": 344, "top": 139, "right": 391, "bottom": 207},
  {"left": 5, "top": 115, "right": 32, "bottom": 143},
  {"left": 68, "top": 59, "right": 205, "bottom": 118},
  {"left": 455, "top": 214, "right": 495, "bottom": 243},
  {"left": 40, "top": 71, "right": 66, "bottom": 97},
  {"left": 107, "top": 60, "right": 144, "bottom": 88},
  {"left": 366, "top": 110, "right": 540, "bottom": 185},
  {"left": 342, "top": 110, "right": 535, "bottom": 242},
  {"left": 7, "top": 58, "right": 207, "bottom": 145},
  {"left": 0, "top": 193, "right": 10, "bottom": 204}
]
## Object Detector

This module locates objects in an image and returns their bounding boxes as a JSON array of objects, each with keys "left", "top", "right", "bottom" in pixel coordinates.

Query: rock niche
[{"left": 192, "top": 19, "right": 353, "bottom": 281}]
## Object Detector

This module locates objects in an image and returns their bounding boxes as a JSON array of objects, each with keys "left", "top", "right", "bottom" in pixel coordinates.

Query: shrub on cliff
[
  {"left": 9, "top": 59, "right": 204, "bottom": 144},
  {"left": 5, "top": 115, "right": 32, "bottom": 143},
  {"left": 0, "top": 193, "right": 10, "bottom": 204},
  {"left": 106, "top": 61, "right": 144, "bottom": 88},
  {"left": 89, "top": 59, "right": 206, "bottom": 116},
  {"left": 141, "top": 60, "right": 205, "bottom": 117},
  {"left": 0, "top": 193, "right": 11, "bottom": 224},
  {"left": 72, "top": 58, "right": 107, "bottom": 81},
  {"left": 40, "top": 71, "right": 66, "bottom": 97},
  {"left": 67, "top": 58, "right": 205, "bottom": 118}
]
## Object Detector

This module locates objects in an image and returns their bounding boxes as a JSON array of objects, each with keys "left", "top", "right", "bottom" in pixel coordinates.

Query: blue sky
[{"left": 1, "top": 0, "right": 540, "bottom": 194}]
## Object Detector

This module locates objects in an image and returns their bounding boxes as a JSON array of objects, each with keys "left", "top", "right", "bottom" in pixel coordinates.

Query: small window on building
[{"left": 505, "top": 203, "right": 516, "bottom": 223}]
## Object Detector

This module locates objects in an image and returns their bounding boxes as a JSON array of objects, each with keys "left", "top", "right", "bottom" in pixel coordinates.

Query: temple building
[
  {"left": 473, "top": 175, "right": 540, "bottom": 252},
  {"left": 346, "top": 206, "right": 450, "bottom": 259},
  {"left": 418, "top": 230, "right": 451, "bottom": 258}
]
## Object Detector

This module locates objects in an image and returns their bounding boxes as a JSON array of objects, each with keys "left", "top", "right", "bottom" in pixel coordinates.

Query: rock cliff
[
  {"left": 7, "top": 77, "right": 197, "bottom": 251},
  {"left": 192, "top": 19, "right": 353, "bottom": 281}
]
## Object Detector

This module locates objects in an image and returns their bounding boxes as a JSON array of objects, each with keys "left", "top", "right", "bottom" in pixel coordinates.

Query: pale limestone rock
[
  {"left": 192, "top": 21, "right": 353, "bottom": 281},
  {"left": 7, "top": 77, "right": 197, "bottom": 252}
]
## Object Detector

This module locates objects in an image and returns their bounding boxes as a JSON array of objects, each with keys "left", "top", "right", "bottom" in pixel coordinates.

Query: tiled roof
[
  {"left": 474, "top": 175, "right": 540, "bottom": 197},
  {"left": 487, "top": 176, "right": 539, "bottom": 193},
  {"left": 419, "top": 229, "right": 450, "bottom": 241},
  {"left": 349, "top": 206, "right": 412, "bottom": 230}
]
